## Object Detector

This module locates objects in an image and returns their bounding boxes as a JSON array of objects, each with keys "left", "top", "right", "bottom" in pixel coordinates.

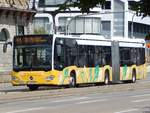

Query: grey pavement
[{"left": 0, "top": 88, "right": 150, "bottom": 113}]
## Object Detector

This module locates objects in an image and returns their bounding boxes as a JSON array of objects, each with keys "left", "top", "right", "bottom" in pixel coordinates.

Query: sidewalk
[{"left": 0, "top": 71, "right": 11, "bottom": 83}]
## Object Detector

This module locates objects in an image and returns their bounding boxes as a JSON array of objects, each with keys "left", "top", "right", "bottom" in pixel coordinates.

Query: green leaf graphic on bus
[
  {"left": 93, "top": 66, "right": 100, "bottom": 82},
  {"left": 62, "top": 68, "right": 69, "bottom": 84},
  {"left": 123, "top": 65, "right": 127, "bottom": 80}
]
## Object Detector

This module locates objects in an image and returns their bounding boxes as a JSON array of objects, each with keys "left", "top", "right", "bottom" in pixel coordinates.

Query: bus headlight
[{"left": 46, "top": 75, "right": 54, "bottom": 81}]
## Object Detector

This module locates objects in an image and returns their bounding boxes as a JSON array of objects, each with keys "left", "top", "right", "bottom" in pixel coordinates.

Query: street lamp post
[{"left": 131, "top": 13, "right": 136, "bottom": 39}]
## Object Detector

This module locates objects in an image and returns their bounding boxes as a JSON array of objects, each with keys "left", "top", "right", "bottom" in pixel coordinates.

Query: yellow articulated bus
[{"left": 10, "top": 34, "right": 146, "bottom": 90}]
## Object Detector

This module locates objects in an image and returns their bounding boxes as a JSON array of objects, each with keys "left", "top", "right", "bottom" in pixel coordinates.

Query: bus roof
[
  {"left": 112, "top": 36, "right": 145, "bottom": 43},
  {"left": 55, "top": 34, "right": 145, "bottom": 44},
  {"left": 55, "top": 34, "right": 110, "bottom": 41}
]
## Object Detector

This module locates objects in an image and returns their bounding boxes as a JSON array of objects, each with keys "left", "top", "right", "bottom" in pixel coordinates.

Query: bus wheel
[
  {"left": 104, "top": 71, "right": 110, "bottom": 85},
  {"left": 131, "top": 70, "right": 136, "bottom": 83},
  {"left": 69, "top": 71, "right": 76, "bottom": 88},
  {"left": 27, "top": 85, "right": 39, "bottom": 91}
]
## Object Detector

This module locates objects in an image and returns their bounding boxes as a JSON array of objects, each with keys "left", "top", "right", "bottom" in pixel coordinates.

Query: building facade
[
  {"left": 34, "top": 0, "right": 150, "bottom": 39},
  {"left": 100, "top": 0, "right": 150, "bottom": 39},
  {"left": 0, "top": 0, "right": 36, "bottom": 73}
]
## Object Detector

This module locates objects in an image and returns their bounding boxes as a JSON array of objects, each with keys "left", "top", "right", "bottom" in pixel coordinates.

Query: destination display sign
[{"left": 14, "top": 35, "right": 52, "bottom": 46}]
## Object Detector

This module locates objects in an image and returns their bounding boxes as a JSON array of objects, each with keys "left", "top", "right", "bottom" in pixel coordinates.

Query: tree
[
  {"left": 130, "top": 0, "right": 150, "bottom": 17},
  {"left": 58, "top": 0, "right": 105, "bottom": 13},
  {"left": 145, "top": 32, "right": 150, "bottom": 40},
  {"left": 58, "top": 0, "right": 150, "bottom": 17}
]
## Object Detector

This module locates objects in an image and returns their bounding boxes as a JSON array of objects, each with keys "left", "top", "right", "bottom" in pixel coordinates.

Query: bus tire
[
  {"left": 69, "top": 71, "right": 76, "bottom": 88},
  {"left": 27, "top": 85, "right": 39, "bottom": 91},
  {"left": 131, "top": 70, "right": 136, "bottom": 83},
  {"left": 104, "top": 71, "right": 110, "bottom": 85}
]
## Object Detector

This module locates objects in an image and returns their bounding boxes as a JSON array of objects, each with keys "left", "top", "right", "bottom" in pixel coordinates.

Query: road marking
[
  {"left": 77, "top": 99, "right": 107, "bottom": 104},
  {"left": 4, "top": 107, "right": 46, "bottom": 113},
  {"left": 131, "top": 94, "right": 150, "bottom": 98},
  {"left": 52, "top": 97, "right": 88, "bottom": 103},
  {"left": 132, "top": 98, "right": 150, "bottom": 103},
  {"left": 115, "top": 108, "right": 138, "bottom": 113}
]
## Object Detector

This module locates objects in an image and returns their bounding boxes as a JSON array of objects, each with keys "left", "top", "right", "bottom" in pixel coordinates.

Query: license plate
[{"left": 27, "top": 81, "right": 36, "bottom": 84}]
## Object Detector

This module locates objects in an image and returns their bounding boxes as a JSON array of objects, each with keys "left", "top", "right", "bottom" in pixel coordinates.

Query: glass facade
[
  {"left": 101, "top": 1, "right": 111, "bottom": 10},
  {"left": 38, "top": 0, "right": 68, "bottom": 7},
  {"left": 58, "top": 17, "right": 101, "bottom": 35},
  {"left": 128, "top": 22, "right": 150, "bottom": 38},
  {"left": 36, "top": 0, "right": 150, "bottom": 39},
  {"left": 101, "top": 21, "right": 111, "bottom": 38},
  {"left": 113, "top": 0, "right": 124, "bottom": 37},
  {"left": 128, "top": 1, "right": 135, "bottom": 9},
  {"left": 33, "top": 17, "right": 50, "bottom": 34}
]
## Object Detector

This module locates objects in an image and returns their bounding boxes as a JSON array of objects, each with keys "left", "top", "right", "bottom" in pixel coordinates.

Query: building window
[
  {"left": 38, "top": 0, "right": 66, "bottom": 7},
  {"left": 38, "top": 0, "right": 45, "bottom": 7},
  {"left": 102, "top": 1, "right": 111, "bottom": 9},
  {"left": 128, "top": 22, "right": 150, "bottom": 38},
  {"left": 102, "top": 21, "right": 110, "bottom": 31},
  {"left": 128, "top": 1, "right": 135, "bottom": 9},
  {"left": 101, "top": 21, "right": 111, "bottom": 38},
  {"left": 0, "top": 28, "right": 9, "bottom": 41},
  {"left": 58, "top": 17, "right": 101, "bottom": 35},
  {"left": 17, "top": 26, "right": 24, "bottom": 35},
  {"left": 33, "top": 17, "right": 50, "bottom": 34}
]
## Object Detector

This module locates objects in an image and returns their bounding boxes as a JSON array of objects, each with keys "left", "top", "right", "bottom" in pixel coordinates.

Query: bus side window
[
  {"left": 141, "top": 48, "right": 146, "bottom": 64},
  {"left": 78, "top": 45, "right": 87, "bottom": 67},
  {"left": 65, "top": 39, "right": 78, "bottom": 66},
  {"left": 103, "top": 46, "right": 111, "bottom": 66},
  {"left": 130, "top": 48, "right": 137, "bottom": 65},
  {"left": 95, "top": 47, "right": 100, "bottom": 66},
  {"left": 120, "top": 47, "right": 131, "bottom": 66},
  {"left": 137, "top": 48, "right": 145, "bottom": 65},
  {"left": 87, "top": 46, "right": 95, "bottom": 67},
  {"left": 136, "top": 48, "right": 141, "bottom": 66}
]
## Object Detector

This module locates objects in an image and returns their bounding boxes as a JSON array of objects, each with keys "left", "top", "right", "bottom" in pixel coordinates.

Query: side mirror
[{"left": 3, "top": 42, "right": 12, "bottom": 53}]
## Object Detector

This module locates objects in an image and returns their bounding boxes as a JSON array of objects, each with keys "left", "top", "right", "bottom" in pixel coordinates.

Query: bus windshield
[
  {"left": 14, "top": 46, "right": 52, "bottom": 71},
  {"left": 13, "top": 35, "right": 53, "bottom": 71}
]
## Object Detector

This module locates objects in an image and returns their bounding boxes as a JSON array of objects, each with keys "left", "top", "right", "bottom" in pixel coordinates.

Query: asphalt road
[
  {"left": 0, "top": 73, "right": 150, "bottom": 113},
  {"left": 0, "top": 88, "right": 150, "bottom": 113}
]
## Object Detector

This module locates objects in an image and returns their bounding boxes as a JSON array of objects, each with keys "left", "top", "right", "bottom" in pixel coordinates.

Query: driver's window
[{"left": 15, "top": 49, "right": 23, "bottom": 67}]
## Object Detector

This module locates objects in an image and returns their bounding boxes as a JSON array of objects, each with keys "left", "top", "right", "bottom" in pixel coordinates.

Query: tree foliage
[
  {"left": 131, "top": 0, "right": 150, "bottom": 17},
  {"left": 58, "top": 0, "right": 150, "bottom": 17},
  {"left": 145, "top": 32, "right": 150, "bottom": 40},
  {"left": 58, "top": 0, "right": 105, "bottom": 13}
]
